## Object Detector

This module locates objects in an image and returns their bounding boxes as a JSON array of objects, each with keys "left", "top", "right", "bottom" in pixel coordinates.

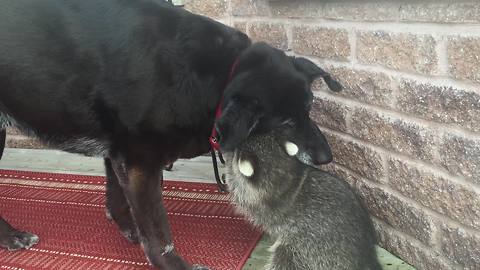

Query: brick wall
[
  {"left": 183, "top": 1, "right": 479, "bottom": 270},
  {"left": 5, "top": 1, "right": 479, "bottom": 269},
  {"left": 5, "top": 127, "right": 46, "bottom": 149}
]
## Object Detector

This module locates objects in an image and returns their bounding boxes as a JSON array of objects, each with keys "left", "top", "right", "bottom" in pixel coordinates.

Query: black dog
[{"left": 0, "top": 0, "right": 341, "bottom": 269}]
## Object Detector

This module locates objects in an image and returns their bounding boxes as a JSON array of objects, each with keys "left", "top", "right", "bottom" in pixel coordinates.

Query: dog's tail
[
  {"left": 317, "top": 67, "right": 342, "bottom": 92},
  {"left": 0, "top": 129, "right": 6, "bottom": 160},
  {"left": 323, "top": 73, "right": 342, "bottom": 92}
]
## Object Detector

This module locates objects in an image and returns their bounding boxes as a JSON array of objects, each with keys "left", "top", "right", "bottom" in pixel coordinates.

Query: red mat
[{"left": 0, "top": 170, "right": 262, "bottom": 270}]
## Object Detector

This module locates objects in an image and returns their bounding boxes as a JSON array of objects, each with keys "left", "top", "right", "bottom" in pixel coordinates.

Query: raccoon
[{"left": 224, "top": 127, "right": 382, "bottom": 270}]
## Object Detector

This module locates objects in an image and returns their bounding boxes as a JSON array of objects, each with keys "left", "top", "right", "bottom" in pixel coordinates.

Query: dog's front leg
[
  {"left": 109, "top": 154, "right": 194, "bottom": 270},
  {"left": 104, "top": 157, "right": 139, "bottom": 244}
]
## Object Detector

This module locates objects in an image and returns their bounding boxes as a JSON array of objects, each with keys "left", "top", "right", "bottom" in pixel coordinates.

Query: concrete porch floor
[{"left": 0, "top": 148, "right": 415, "bottom": 270}]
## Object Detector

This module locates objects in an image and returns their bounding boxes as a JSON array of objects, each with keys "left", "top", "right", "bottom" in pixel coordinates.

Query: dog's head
[
  {"left": 180, "top": 14, "right": 251, "bottom": 78},
  {"left": 216, "top": 42, "right": 341, "bottom": 165}
]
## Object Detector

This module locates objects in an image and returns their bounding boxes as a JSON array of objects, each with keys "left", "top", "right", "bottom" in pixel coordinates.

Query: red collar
[{"left": 209, "top": 59, "right": 238, "bottom": 151}]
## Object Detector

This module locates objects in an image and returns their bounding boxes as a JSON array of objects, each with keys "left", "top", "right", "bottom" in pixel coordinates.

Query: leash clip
[{"left": 209, "top": 135, "right": 220, "bottom": 151}]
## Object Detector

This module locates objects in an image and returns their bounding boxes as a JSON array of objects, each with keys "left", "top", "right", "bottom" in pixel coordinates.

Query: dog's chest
[{"left": 54, "top": 137, "right": 109, "bottom": 157}]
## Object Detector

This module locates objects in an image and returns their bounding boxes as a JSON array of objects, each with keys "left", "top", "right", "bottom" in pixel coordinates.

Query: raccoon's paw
[{"left": 191, "top": 264, "right": 211, "bottom": 270}]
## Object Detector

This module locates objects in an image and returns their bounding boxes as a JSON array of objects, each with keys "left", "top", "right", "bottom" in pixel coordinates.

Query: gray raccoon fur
[{"left": 224, "top": 128, "right": 382, "bottom": 270}]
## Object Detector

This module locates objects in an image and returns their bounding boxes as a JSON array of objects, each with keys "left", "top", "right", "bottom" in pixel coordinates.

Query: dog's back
[{"left": 225, "top": 128, "right": 381, "bottom": 270}]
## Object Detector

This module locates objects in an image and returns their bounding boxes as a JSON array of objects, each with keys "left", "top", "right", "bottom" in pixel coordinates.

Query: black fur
[
  {"left": 0, "top": 0, "right": 341, "bottom": 268},
  {"left": 217, "top": 43, "right": 340, "bottom": 164},
  {"left": 0, "top": 130, "right": 5, "bottom": 160}
]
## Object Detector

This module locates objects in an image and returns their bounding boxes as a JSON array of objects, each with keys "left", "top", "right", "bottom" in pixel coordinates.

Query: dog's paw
[
  {"left": 164, "top": 164, "right": 174, "bottom": 171},
  {"left": 191, "top": 265, "right": 211, "bottom": 270},
  {"left": 0, "top": 230, "right": 39, "bottom": 251},
  {"left": 120, "top": 228, "right": 139, "bottom": 244}
]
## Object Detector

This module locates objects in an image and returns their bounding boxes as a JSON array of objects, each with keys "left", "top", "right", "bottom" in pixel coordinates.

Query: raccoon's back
[{"left": 291, "top": 169, "right": 380, "bottom": 268}]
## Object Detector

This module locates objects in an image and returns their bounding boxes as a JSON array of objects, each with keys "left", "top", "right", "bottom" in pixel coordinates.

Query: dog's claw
[{"left": 1, "top": 231, "right": 39, "bottom": 251}]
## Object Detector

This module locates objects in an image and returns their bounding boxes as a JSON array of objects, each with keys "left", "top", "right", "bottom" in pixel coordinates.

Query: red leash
[
  {"left": 208, "top": 105, "right": 222, "bottom": 151},
  {"left": 209, "top": 59, "right": 238, "bottom": 151},
  {"left": 209, "top": 59, "right": 239, "bottom": 191}
]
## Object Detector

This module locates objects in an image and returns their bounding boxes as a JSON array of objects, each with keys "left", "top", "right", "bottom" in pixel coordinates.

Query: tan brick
[
  {"left": 233, "top": 21, "right": 247, "bottom": 33},
  {"left": 397, "top": 80, "right": 480, "bottom": 133},
  {"left": 357, "top": 180, "right": 437, "bottom": 246},
  {"left": 374, "top": 221, "right": 456, "bottom": 270},
  {"left": 438, "top": 133, "right": 480, "bottom": 183},
  {"left": 400, "top": 3, "right": 480, "bottom": 23},
  {"left": 389, "top": 158, "right": 480, "bottom": 229},
  {"left": 270, "top": 1, "right": 323, "bottom": 18},
  {"left": 310, "top": 97, "right": 349, "bottom": 133},
  {"left": 6, "top": 135, "right": 46, "bottom": 149},
  {"left": 184, "top": 0, "right": 228, "bottom": 18},
  {"left": 448, "top": 37, "right": 480, "bottom": 84},
  {"left": 325, "top": 133, "right": 384, "bottom": 181},
  {"left": 322, "top": 2, "right": 400, "bottom": 21},
  {"left": 6, "top": 127, "right": 24, "bottom": 136},
  {"left": 357, "top": 31, "right": 437, "bottom": 74},
  {"left": 313, "top": 67, "right": 395, "bottom": 109},
  {"left": 292, "top": 26, "right": 350, "bottom": 61},
  {"left": 350, "top": 108, "right": 436, "bottom": 161},
  {"left": 320, "top": 162, "right": 361, "bottom": 189},
  {"left": 441, "top": 224, "right": 480, "bottom": 269},
  {"left": 248, "top": 22, "right": 288, "bottom": 50},
  {"left": 231, "top": 0, "right": 270, "bottom": 17},
  {"left": 271, "top": 1, "right": 400, "bottom": 21}
]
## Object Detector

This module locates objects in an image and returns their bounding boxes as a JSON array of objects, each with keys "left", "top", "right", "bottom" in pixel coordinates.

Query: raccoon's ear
[
  {"left": 277, "top": 133, "right": 332, "bottom": 166},
  {"left": 276, "top": 120, "right": 333, "bottom": 165},
  {"left": 238, "top": 159, "right": 254, "bottom": 177},
  {"left": 237, "top": 150, "right": 258, "bottom": 178},
  {"left": 284, "top": 141, "right": 299, "bottom": 156}
]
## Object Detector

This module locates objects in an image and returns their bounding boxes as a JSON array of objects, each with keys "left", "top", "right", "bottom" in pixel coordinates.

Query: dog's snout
[{"left": 312, "top": 149, "right": 333, "bottom": 165}]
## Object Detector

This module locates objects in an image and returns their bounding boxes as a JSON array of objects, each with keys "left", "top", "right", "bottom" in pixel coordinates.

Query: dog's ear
[
  {"left": 216, "top": 99, "right": 261, "bottom": 151},
  {"left": 292, "top": 57, "right": 342, "bottom": 92}
]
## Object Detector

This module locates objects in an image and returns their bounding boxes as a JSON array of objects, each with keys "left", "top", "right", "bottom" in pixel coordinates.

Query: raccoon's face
[{"left": 227, "top": 125, "right": 311, "bottom": 193}]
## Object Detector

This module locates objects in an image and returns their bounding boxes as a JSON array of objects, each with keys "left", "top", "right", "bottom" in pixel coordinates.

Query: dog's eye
[{"left": 284, "top": 141, "right": 299, "bottom": 156}]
